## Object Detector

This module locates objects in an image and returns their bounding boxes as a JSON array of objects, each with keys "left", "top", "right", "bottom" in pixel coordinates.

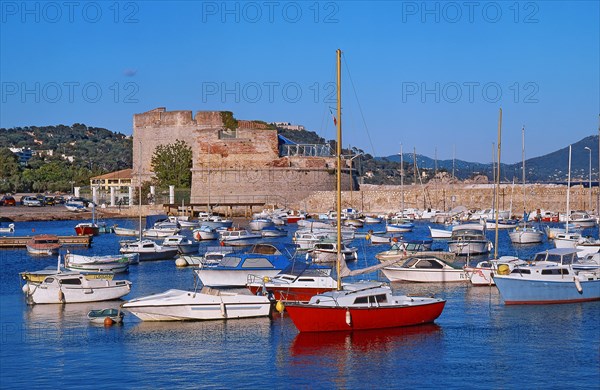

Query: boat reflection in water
[{"left": 290, "top": 323, "right": 442, "bottom": 356}]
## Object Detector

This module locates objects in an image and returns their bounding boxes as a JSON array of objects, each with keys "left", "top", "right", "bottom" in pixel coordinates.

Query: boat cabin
[{"left": 531, "top": 248, "right": 578, "bottom": 265}]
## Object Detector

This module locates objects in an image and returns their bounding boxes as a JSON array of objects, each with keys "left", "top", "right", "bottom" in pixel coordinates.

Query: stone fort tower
[{"left": 133, "top": 107, "right": 356, "bottom": 206}]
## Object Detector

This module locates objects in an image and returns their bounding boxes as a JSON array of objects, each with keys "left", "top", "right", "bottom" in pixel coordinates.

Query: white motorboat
[
  {"left": 428, "top": 226, "right": 452, "bottom": 239},
  {"left": 553, "top": 232, "right": 582, "bottom": 249},
  {"left": 179, "top": 246, "right": 235, "bottom": 267},
  {"left": 363, "top": 216, "right": 382, "bottom": 224},
  {"left": 143, "top": 225, "right": 180, "bottom": 238},
  {"left": 569, "top": 211, "right": 596, "bottom": 228},
  {"left": 64, "top": 252, "right": 138, "bottom": 273},
  {"left": 482, "top": 218, "right": 519, "bottom": 230},
  {"left": 447, "top": 224, "right": 492, "bottom": 256},
  {"left": 464, "top": 256, "right": 527, "bottom": 286},
  {"left": 113, "top": 225, "right": 140, "bottom": 237},
  {"left": 162, "top": 235, "right": 200, "bottom": 255},
  {"left": 509, "top": 226, "right": 544, "bottom": 244},
  {"left": 309, "top": 241, "right": 358, "bottom": 263},
  {"left": 385, "top": 221, "right": 414, "bottom": 232},
  {"left": 293, "top": 230, "right": 333, "bottom": 250},
  {"left": 381, "top": 255, "right": 467, "bottom": 283},
  {"left": 219, "top": 229, "right": 262, "bottom": 243},
  {"left": 343, "top": 219, "right": 364, "bottom": 228},
  {"left": 192, "top": 225, "right": 219, "bottom": 241},
  {"left": 375, "top": 241, "right": 440, "bottom": 262},
  {"left": 296, "top": 220, "right": 333, "bottom": 230},
  {"left": 122, "top": 287, "right": 272, "bottom": 321},
  {"left": 198, "top": 215, "right": 233, "bottom": 229},
  {"left": 260, "top": 227, "right": 287, "bottom": 238},
  {"left": 119, "top": 240, "right": 179, "bottom": 261},
  {"left": 248, "top": 218, "right": 274, "bottom": 231},
  {"left": 21, "top": 272, "right": 131, "bottom": 304}
]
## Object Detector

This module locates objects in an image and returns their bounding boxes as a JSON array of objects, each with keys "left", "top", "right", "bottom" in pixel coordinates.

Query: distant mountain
[{"left": 378, "top": 135, "right": 599, "bottom": 182}]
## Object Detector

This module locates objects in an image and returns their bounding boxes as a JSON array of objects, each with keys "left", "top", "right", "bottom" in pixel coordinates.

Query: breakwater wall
[{"left": 293, "top": 183, "right": 599, "bottom": 215}]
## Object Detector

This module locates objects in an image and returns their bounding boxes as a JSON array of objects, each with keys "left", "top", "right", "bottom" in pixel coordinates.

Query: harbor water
[{"left": 1, "top": 219, "right": 598, "bottom": 388}]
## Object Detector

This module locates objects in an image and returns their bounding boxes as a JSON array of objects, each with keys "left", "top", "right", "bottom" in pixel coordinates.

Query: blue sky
[{"left": 1, "top": 1, "right": 598, "bottom": 163}]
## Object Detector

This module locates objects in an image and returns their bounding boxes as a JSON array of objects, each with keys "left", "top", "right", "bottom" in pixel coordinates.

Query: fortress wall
[
  {"left": 296, "top": 184, "right": 598, "bottom": 214},
  {"left": 191, "top": 168, "right": 353, "bottom": 205}
]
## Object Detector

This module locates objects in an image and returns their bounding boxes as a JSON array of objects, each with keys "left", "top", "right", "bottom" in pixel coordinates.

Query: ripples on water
[{"left": 1, "top": 219, "right": 598, "bottom": 388}]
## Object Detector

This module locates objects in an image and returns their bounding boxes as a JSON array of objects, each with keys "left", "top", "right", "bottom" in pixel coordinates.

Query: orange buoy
[{"left": 104, "top": 317, "right": 114, "bottom": 326}]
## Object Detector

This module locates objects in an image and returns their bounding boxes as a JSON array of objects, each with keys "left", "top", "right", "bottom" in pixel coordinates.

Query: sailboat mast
[
  {"left": 336, "top": 48, "right": 342, "bottom": 290},
  {"left": 138, "top": 141, "right": 143, "bottom": 242},
  {"left": 400, "top": 143, "right": 404, "bottom": 213},
  {"left": 522, "top": 127, "right": 526, "bottom": 219},
  {"left": 566, "top": 145, "right": 572, "bottom": 233},
  {"left": 494, "top": 108, "right": 502, "bottom": 259}
]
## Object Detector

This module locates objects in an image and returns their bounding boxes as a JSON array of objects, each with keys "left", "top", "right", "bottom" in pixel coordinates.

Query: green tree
[
  {"left": 0, "top": 148, "right": 21, "bottom": 193},
  {"left": 151, "top": 140, "right": 193, "bottom": 188}
]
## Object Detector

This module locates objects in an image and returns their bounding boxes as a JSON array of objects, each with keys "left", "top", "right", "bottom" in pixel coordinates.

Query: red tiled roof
[{"left": 90, "top": 169, "right": 133, "bottom": 180}]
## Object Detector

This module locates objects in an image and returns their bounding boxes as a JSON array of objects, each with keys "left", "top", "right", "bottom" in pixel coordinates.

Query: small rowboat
[{"left": 87, "top": 308, "right": 125, "bottom": 324}]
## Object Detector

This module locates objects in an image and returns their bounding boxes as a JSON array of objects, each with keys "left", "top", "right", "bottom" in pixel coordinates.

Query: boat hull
[
  {"left": 381, "top": 268, "right": 467, "bottom": 283},
  {"left": 494, "top": 275, "right": 600, "bottom": 304},
  {"left": 285, "top": 300, "right": 446, "bottom": 332},
  {"left": 509, "top": 230, "right": 544, "bottom": 244},
  {"left": 75, "top": 226, "right": 99, "bottom": 236},
  {"left": 123, "top": 289, "right": 271, "bottom": 321},
  {"left": 25, "top": 281, "right": 131, "bottom": 304},
  {"left": 113, "top": 226, "right": 139, "bottom": 236},
  {"left": 195, "top": 269, "right": 282, "bottom": 287}
]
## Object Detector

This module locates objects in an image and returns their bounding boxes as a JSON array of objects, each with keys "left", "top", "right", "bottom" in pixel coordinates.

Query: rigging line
[
  {"left": 342, "top": 54, "right": 376, "bottom": 157},
  {"left": 320, "top": 60, "right": 339, "bottom": 141}
]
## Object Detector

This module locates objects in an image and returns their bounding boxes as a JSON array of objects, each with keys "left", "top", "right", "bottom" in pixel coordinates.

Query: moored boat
[
  {"left": 246, "top": 262, "right": 337, "bottom": 302},
  {"left": 26, "top": 234, "right": 62, "bottom": 256},
  {"left": 21, "top": 272, "right": 131, "bottom": 304},
  {"left": 74, "top": 222, "right": 99, "bottom": 236},
  {"left": 493, "top": 248, "right": 600, "bottom": 304},
  {"left": 162, "top": 235, "right": 199, "bottom": 255},
  {"left": 119, "top": 240, "right": 178, "bottom": 261},
  {"left": 381, "top": 254, "right": 467, "bottom": 283},
  {"left": 192, "top": 225, "right": 219, "bottom": 241},
  {"left": 195, "top": 243, "right": 292, "bottom": 287},
  {"left": 122, "top": 287, "right": 272, "bottom": 321},
  {"left": 447, "top": 224, "right": 492, "bottom": 256},
  {"left": 284, "top": 281, "right": 446, "bottom": 332},
  {"left": 64, "top": 252, "right": 137, "bottom": 273},
  {"left": 87, "top": 308, "right": 125, "bottom": 324}
]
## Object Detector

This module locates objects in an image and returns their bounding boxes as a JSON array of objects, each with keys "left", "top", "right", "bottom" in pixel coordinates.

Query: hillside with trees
[{"left": 0, "top": 124, "right": 132, "bottom": 193}]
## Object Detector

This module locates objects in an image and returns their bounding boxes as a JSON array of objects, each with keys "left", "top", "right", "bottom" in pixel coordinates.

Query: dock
[{"left": 0, "top": 235, "right": 93, "bottom": 248}]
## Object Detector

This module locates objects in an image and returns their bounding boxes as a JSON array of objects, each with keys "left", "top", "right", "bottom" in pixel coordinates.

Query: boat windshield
[
  {"left": 219, "top": 256, "right": 242, "bottom": 267},
  {"left": 241, "top": 257, "right": 274, "bottom": 268},
  {"left": 414, "top": 259, "right": 444, "bottom": 269}
]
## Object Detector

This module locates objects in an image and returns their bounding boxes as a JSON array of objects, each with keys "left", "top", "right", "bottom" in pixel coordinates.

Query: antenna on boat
[{"left": 336, "top": 48, "right": 342, "bottom": 291}]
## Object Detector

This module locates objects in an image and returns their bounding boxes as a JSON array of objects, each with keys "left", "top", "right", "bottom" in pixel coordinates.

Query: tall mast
[
  {"left": 400, "top": 143, "right": 404, "bottom": 213},
  {"left": 566, "top": 145, "right": 572, "bottom": 233},
  {"left": 493, "top": 108, "right": 502, "bottom": 259},
  {"left": 336, "top": 49, "right": 342, "bottom": 290},
  {"left": 138, "top": 141, "right": 143, "bottom": 242},
  {"left": 521, "top": 126, "right": 526, "bottom": 221}
]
